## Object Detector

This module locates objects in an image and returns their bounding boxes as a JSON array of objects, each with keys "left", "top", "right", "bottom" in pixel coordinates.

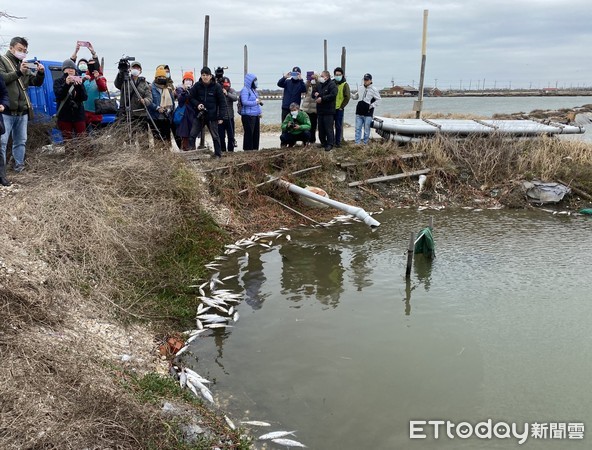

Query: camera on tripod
[{"left": 118, "top": 56, "right": 136, "bottom": 72}]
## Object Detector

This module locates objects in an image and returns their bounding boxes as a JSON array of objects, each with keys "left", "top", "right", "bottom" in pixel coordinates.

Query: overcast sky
[{"left": 1, "top": 1, "right": 591, "bottom": 91}]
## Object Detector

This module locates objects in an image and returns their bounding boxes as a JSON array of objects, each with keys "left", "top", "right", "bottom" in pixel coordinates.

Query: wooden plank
[
  {"left": 338, "top": 153, "right": 425, "bottom": 169},
  {"left": 348, "top": 168, "right": 431, "bottom": 187}
]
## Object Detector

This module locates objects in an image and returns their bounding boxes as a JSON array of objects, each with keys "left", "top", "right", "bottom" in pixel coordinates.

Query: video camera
[
  {"left": 118, "top": 56, "right": 136, "bottom": 72},
  {"left": 215, "top": 66, "right": 227, "bottom": 84}
]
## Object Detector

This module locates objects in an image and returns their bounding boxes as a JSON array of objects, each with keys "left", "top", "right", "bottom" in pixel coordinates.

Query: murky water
[{"left": 185, "top": 209, "right": 592, "bottom": 449}]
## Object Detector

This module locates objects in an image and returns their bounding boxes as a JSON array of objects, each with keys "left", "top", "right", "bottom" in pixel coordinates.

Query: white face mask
[
  {"left": 131, "top": 69, "right": 140, "bottom": 77},
  {"left": 184, "top": 80, "right": 193, "bottom": 88},
  {"left": 290, "top": 111, "right": 298, "bottom": 118},
  {"left": 166, "top": 72, "right": 171, "bottom": 79},
  {"left": 310, "top": 79, "right": 316, "bottom": 85},
  {"left": 253, "top": 81, "right": 258, "bottom": 88},
  {"left": 78, "top": 64, "right": 88, "bottom": 72},
  {"left": 13, "top": 50, "right": 27, "bottom": 60},
  {"left": 318, "top": 77, "right": 326, "bottom": 83}
]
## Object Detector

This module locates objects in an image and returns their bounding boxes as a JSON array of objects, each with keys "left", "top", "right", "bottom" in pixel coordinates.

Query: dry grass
[{"left": 0, "top": 124, "right": 236, "bottom": 449}]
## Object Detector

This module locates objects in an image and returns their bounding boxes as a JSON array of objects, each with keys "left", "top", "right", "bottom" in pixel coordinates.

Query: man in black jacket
[
  {"left": 312, "top": 70, "right": 337, "bottom": 151},
  {"left": 189, "top": 67, "right": 226, "bottom": 158}
]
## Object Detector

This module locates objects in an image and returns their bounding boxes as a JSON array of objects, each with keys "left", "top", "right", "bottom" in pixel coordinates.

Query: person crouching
[{"left": 280, "top": 102, "right": 311, "bottom": 147}]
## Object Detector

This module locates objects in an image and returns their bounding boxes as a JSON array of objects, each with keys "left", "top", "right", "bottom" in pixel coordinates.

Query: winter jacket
[
  {"left": 82, "top": 73, "right": 108, "bottom": 113},
  {"left": 239, "top": 73, "right": 262, "bottom": 117},
  {"left": 149, "top": 82, "right": 175, "bottom": 121},
  {"left": 311, "top": 79, "right": 338, "bottom": 115},
  {"left": 281, "top": 110, "right": 311, "bottom": 135},
  {"left": 301, "top": 83, "right": 317, "bottom": 115},
  {"left": 221, "top": 85, "right": 238, "bottom": 120},
  {"left": 277, "top": 76, "right": 306, "bottom": 109},
  {"left": 0, "top": 51, "right": 45, "bottom": 115},
  {"left": 188, "top": 78, "right": 226, "bottom": 122},
  {"left": 114, "top": 72, "right": 152, "bottom": 117},
  {"left": 54, "top": 75, "right": 88, "bottom": 122},
  {"left": 335, "top": 78, "right": 351, "bottom": 110},
  {"left": 351, "top": 83, "right": 381, "bottom": 117},
  {"left": 175, "top": 86, "right": 197, "bottom": 138},
  {"left": 0, "top": 76, "right": 9, "bottom": 134}
]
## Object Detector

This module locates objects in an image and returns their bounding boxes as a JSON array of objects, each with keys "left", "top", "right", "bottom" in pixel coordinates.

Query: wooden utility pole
[
  {"left": 323, "top": 39, "right": 328, "bottom": 72},
  {"left": 414, "top": 9, "right": 429, "bottom": 119},
  {"left": 244, "top": 45, "right": 248, "bottom": 76},
  {"left": 199, "top": 15, "right": 210, "bottom": 149},
  {"left": 341, "top": 47, "right": 346, "bottom": 74}
]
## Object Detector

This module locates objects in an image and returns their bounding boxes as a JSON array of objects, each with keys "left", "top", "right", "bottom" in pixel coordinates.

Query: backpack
[{"left": 236, "top": 95, "right": 243, "bottom": 116}]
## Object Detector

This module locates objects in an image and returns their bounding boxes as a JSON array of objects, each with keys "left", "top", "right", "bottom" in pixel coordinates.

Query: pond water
[{"left": 184, "top": 208, "right": 592, "bottom": 449}]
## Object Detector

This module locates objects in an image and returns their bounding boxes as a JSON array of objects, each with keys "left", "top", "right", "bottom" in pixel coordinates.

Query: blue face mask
[{"left": 334, "top": 75, "right": 343, "bottom": 82}]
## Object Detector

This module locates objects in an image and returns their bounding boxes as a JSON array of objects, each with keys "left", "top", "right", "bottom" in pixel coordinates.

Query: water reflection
[
  {"left": 240, "top": 251, "right": 267, "bottom": 310},
  {"left": 279, "top": 243, "right": 345, "bottom": 308},
  {"left": 403, "top": 254, "right": 434, "bottom": 316}
]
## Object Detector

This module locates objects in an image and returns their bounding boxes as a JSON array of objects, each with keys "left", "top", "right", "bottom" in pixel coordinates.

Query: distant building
[{"left": 380, "top": 85, "right": 419, "bottom": 97}]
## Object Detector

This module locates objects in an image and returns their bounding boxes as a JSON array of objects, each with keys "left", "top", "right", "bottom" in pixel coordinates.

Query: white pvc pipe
[{"left": 276, "top": 179, "right": 381, "bottom": 228}]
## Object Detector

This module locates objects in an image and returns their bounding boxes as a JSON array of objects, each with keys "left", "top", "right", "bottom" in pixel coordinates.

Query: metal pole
[
  {"left": 244, "top": 45, "right": 248, "bottom": 76},
  {"left": 341, "top": 47, "right": 346, "bottom": 74},
  {"left": 199, "top": 15, "right": 210, "bottom": 149},
  {"left": 414, "top": 9, "right": 429, "bottom": 119},
  {"left": 323, "top": 39, "right": 328, "bottom": 72},
  {"left": 405, "top": 231, "right": 415, "bottom": 279}
]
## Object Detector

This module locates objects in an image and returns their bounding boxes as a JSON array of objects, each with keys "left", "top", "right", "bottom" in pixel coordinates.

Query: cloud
[{"left": 1, "top": 0, "right": 591, "bottom": 89}]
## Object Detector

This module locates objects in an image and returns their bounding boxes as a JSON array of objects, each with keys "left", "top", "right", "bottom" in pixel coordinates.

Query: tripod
[{"left": 118, "top": 68, "right": 164, "bottom": 144}]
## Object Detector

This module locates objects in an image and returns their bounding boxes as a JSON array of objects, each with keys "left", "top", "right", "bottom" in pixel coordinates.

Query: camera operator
[
  {"left": 189, "top": 67, "right": 226, "bottom": 159},
  {"left": 219, "top": 76, "right": 237, "bottom": 153},
  {"left": 53, "top": 59, "right": 88, "bottom": 142},
  {"left": 280, "top": 102, "right": 311, "bottom": 148},
  {"left": 114, "top": 60, "right": 152, "bottom": 135},
  {"left": 148, "top": 66, "right": 175, "bottom": 143}
]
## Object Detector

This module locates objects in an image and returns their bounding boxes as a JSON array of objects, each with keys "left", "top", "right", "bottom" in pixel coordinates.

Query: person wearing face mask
[
  {"left": 0, "top": 36, "right": 45, "bottom": 180},
  {"left": 277, "top": 66, "right": 307, "bottom": 122},
  {"left": 280, "top": 102, "right": 311, "bottom": 148},
  {"left": 156, "top": 64, "right": 175, "bottom": 91},
  {"left": 218, "top": 76, "right": 237, "bottom": 153},
  {"left": 300, "top": 72, "right": 319, "bottom": 144},
  {"left": 148, "top": 66, "right": 175, "bottom": 143},
  {"left": 174, "top": 72, "right": 197, "bottom": 150},
  {"left": 333, "top": 67, "right": 350, "bottom": 147},
  {"left": 239, "top": 72, "right": 263, "bottom": 151},
  {"left": 81, "top": 57, "right": 108, "bottom": 130},
  {"left": 114, "top": 61, "right": 153, "bottom": 136},
  {"left": 351, "top": 73, "right": 381, "bottom": 145},
  {"left": 70, "top": 41, "right": 99, "bottom": 76},
  {"left": 311, "top": 70, "right": 338, "bottom": 151},
  {"left": 53, "top": 59, "right": 88, "bottom": 142}
]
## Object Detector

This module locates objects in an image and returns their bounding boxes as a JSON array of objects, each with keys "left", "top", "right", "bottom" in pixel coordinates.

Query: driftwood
[
  {"left": 239, "top": 165, "right": 323, "bottom": 194},
  {"left": 338, "top": 152, "right": 425, "bottom": 169},
  {"left": 349, "top": 168, "right": 431, "bottom": 187},
  {"left": 557, "top": 179, "right": 592, "bottom": 201}
]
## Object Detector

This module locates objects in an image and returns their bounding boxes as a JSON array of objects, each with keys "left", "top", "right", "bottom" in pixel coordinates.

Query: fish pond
[{"left": 183, "top": 208, "right": 592, "bottom": 449}]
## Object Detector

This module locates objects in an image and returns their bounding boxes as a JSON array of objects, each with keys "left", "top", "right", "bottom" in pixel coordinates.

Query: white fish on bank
[
  {"left": 240, "top": 420, "right": 271, "bottom": 427},
  {"left": 179, "top": 370, "right": 187, "bottom": 388},
  {"left": 184, "top": 368, "right": 210, "bottom": 383},
  {"left": 175, "top": 345, "right": 189, "bottom": 356},
  {"left": 205, "top": 323, "right": 233, "bottom": 329},
  {"left": 196, "top": 319, "right": 204, "bottom": 330},
  {"left": 224, "top": 415, "right": 236, "bottom": 430},
  {"left": 222, "top": 274, "right": 238, "bottom": 281},
  {"left": 271, "top": 438, "right": 307, "bottom": 448},
  {"left": 200, "top": 387, "right": 215, "bottom": 403},
  {"left": 258, "top": 430, "right": 297, "bottom": 440}
]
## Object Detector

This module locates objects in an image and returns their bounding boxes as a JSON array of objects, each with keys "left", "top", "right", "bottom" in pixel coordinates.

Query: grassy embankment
[{"left": 1, "top": 116, "right": 591, "bottom": 449}]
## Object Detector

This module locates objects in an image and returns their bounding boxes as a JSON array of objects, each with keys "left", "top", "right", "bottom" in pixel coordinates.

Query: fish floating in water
[
  {"left": 241, "top": 420, "right": 271, "bottom": 427},
  {"left": 259, "top": 430, "right": 297, "bottom": 440},
  {"left": 271, "top": 438, "right": 307, "bottom": 448}
]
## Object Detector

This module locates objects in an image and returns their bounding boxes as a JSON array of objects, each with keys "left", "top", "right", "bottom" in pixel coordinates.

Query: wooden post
[
  {"left": 323, "top": 39, "right": 328, "bottom": 72},
  {"left": 414, "top": 10, "right": 429, "bottom": 119},
  {"left": 199, "top": 15, "right": 210, "bottom": 149},
  {"left": 243, "top": 45, "right": 248, "bottom": 76},
  {"left": 429, "top": 216, "right": 433, "bottom": 229},
  {"left": 341, "top": 47, "right": 346, "bottom": 74},
  {"left": 405, "top": 231, "right": 415, "bottom": 279}
]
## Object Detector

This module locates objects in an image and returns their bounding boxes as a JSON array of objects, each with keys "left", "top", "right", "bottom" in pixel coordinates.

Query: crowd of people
[{"left": 0, "top": 35, "right": 382, "bottom": 187}]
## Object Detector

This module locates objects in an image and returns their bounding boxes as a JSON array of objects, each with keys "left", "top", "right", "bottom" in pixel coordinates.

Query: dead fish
[
  {"left": 196, "top": 319, "right": 204, "bottom": 330},
  {"left": 227, "top": 306, "right": 234, "bottom": 316},
  {"left": 271, "top": 438, "right": 307, "bottom": 448},
  {"left": 222, "top": 274, "right": 238, "bottom": 281},
  {"left": 184, "top": 368, "right": 210, "bottom": 383},
  {"left": 259, "top": 431, "right": 297, "bottom": 440},
  {"left": 179, "top": 370, "right": 187, "bottom": 388},
  {"left": 185, "top": 334, "right": 201, "bottom": 344},
  {"left": 285, "top": 234, "right": 291, "bottom": 241},
  {"left": 214, "top": 256, "right": 229, "bottom": 261},
  {"left": 175, "top": 345, "right": 189, "bottom": 356},
  {"left": 241, "top": 420, "right": 271, "bottom": 427},
  {"left": 233, "top": 311, "right": 240, "bottom": 322},
  {"left": 198, "top": 287, "right": 206, "bottom": 296},
  {"left": 224, "top": 415, "right": 236, "bottom": 430},
  {"left": 186, "top": 380, "right": 199, "bottom": 397},
  {"left": 205, "top": 323, "right": 233, "bottom": 329},
  {"left": 200, "top": 386, "right": 215, "bottom": 403},
  {"left": 196, "top": 314, "right": 228, "bottom": 323},
  {"left": 186, "top": 374, "right": 210, "bottom": 392}
]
